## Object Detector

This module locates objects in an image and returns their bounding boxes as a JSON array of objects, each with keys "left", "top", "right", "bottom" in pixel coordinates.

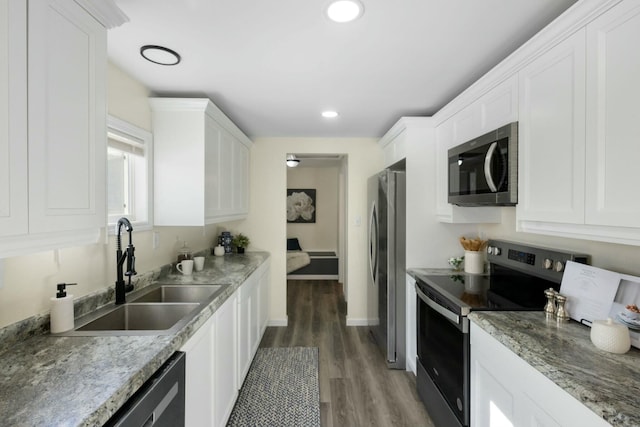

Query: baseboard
[
  {"left": 346, "top": 317, "right": 370, "bottom": 326},
  {"left": 267, "top": 318, "right": 288, "bottom": 327},
  {"left": 406, "top": 355, "right": 417, "bottom": 375},
  {"left": 287, "top": 274, "right": 339, "bottom": 280}
]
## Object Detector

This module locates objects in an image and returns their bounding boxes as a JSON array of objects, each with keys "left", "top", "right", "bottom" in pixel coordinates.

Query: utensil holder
[{"left": 464, "top": 251, "right": 485, "bottom": 274}]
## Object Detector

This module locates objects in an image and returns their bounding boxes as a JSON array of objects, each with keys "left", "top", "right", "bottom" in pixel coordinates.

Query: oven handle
[{"left": 415, "top": 283, "right": 460, "bottom": 326}]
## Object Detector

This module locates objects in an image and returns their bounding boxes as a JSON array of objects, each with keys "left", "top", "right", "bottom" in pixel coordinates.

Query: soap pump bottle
[{"left": 50, "top": 283, "right": 76, "bottom": 333}]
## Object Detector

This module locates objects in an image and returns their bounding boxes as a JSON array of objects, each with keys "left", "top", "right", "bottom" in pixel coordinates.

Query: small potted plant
[{"left": 232, "top": 233, "right": 250, "bottom": 254}]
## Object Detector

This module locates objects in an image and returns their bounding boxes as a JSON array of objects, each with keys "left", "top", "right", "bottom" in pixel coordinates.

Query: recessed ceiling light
[
  {"left": 325, "top": 0, "right": 364, "bottom": 23},
  {"left": 322, "top": 111, "right": 339, "bottom": 118},
  {"left": 140, "top": 45, "right": 181, "bottom": 66}
]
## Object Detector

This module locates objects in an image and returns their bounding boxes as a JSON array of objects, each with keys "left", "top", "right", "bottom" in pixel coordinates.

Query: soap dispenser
[{"left": 50, "top": 283, "right": 76, "bottom": 333}]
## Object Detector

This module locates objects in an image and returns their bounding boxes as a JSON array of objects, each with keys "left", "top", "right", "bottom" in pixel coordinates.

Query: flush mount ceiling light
[
  {"left": 322, "top": 110, "right": 339, "bottom": 118},
  {"left": 325, "top": 0, "right": 364, "bottom": 23},
  {"left": 140, "top": 45, "right": 181, "bottom": 66},
  {"left": 286, "top": 154, "right": 300, "bottom": 167}
]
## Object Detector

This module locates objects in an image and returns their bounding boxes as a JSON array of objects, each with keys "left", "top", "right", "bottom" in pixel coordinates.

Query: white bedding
[{"left": 286, "top": 251, "right": 311, "bottom": 274}]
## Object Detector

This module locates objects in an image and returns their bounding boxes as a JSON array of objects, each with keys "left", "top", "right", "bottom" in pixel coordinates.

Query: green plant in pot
[{"left": 232, "top": 233, "right": 250, "bottom": 254}]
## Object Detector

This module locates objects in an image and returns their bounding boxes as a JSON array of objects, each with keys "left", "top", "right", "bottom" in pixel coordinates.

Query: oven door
[{"left": 416, "top": 281, "right": 469, "bottom": 427}]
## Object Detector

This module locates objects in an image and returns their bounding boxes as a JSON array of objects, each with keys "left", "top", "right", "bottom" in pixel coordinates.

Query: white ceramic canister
[
  {"left": 590, "top": 318, "right": 630, "bottom": 354},
  {"left": 464, "top": 250, "right": 485, "bottom": 274},
  {"left": 213, "top": 245, "right": 225, "bottom": 256}
]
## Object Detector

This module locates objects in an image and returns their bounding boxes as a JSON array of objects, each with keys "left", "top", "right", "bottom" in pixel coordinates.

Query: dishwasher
[{"left": 105, "top": 351, "right": 185, "bottom": 427}]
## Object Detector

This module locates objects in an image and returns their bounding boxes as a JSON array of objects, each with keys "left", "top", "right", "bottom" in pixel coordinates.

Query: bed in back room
[{"left": 286, "top": 238, "right": 339, "bottom": 280}]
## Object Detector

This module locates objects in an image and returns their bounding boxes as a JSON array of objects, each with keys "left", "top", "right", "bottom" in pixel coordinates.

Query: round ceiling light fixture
[
  {"left": 325, "top": 0, "right": 364, "bottom": 23},
  {"left": 322, "top": 110, "right": 339, "bottom": 118},
  {"left": 286, "top": 154, "right": 300, "bottom": 167},
  {"left": 140, "top": 45, "right": 181, "bottom": 66}
]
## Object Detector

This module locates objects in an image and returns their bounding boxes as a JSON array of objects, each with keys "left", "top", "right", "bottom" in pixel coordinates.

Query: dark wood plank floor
[{"left": 259, "top": 280, "right": 435, "bottom": 427}]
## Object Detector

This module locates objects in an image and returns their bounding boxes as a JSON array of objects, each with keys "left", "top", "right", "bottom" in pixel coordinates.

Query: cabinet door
[
  {"left": 0, "top": 0, "right": 27, "bottom": 237},
  {"left": 471, "top": 356, "right": 517, "bottom": 427},
  {"left": 232, "top": 140, "right": 250, "bottom": 215},
  {"left": 28, "top": 0, "right": 106, "bottom": 233},
  {"left": 249, "top": 273, "right": 260, "bottom": 355},
  {"left": 259, "top": 263, "right": 270, "bottom": 334},
  {"left": 481, "top": 75, "right": 518, "bottom": 132},
  {"left": 585, "top": 1, "right": 640, "bottom": 227},
  {"left": 517, "top": 29, "right": 586, "bottom": 224},
  {"left": 213, "top": 293, "right": 238, "bottom": 426},
  {"left": 205, "top": 116, "right": 222, "bottom": 220},
  {"left": 237, "top": 279, "right": 252, "bottom": 386},
  {"left": 180, "top": 315, "right": 215, "bottom": 427},
  {"left": 218, "top": 129, "right": 234, "bottom": 218}
]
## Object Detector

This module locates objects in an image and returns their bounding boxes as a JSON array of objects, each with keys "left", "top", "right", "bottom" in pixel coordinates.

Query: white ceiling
[{"left": 108, "top": 0, "right": 577, "bottom": 139}]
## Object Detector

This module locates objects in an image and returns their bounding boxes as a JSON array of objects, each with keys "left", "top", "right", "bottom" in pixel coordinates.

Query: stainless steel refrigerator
[{"left": 367, "top": 168, "right": 406, "bottom": 370}]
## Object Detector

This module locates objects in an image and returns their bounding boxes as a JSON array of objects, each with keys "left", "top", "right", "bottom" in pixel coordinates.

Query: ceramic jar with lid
[{"left": 590, "top": 318, "right": 631, "bottom": 354}]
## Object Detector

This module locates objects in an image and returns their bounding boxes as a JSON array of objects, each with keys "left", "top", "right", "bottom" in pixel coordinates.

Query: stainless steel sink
[
  {"left": 56, "top": 283, "right": 231, "bottom": 336},
  {"left": 76, "top": 303, "right": 199, "bottom": 332},
  {"left": 130, "top": 285, "right": 223, "bottom": 303}
]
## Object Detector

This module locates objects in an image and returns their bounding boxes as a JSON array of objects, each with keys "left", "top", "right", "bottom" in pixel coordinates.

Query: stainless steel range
[{"left": 412, "top": 240, "right": 589, "bottom": 427}]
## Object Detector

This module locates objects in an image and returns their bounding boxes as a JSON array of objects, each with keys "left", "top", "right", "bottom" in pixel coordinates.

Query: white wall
[
  {"left": 240, "top": 138, "right": 383, "bottom": 326},
  {"left": 403, "top": 120, "right": 479, "bottom": 269},
  {"left": 0, "top": 63, "right": 225, "bottom": 328},
  {"left": 286, "top": 166, "right": 339, "bottom": 251}
]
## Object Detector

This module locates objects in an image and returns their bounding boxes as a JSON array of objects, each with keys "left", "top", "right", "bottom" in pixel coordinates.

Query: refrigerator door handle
[{"left": 368, "top": 202, "right": 378, "bottom": 285}]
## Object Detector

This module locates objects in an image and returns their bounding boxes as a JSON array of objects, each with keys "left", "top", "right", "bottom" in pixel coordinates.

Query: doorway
[{"left": 285, "top": 153, "right": 348, "bottom": 308}]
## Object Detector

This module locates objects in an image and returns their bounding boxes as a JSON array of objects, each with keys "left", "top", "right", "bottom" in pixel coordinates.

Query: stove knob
[
  {"left": 543, "top": 258, "right": 554, "bottom": 270},
  {"left": 488, "top": 246, "right": 501, "bottom": 255},
  {"left": 555, "top": 261, "right": 565, "bottom": 272}
]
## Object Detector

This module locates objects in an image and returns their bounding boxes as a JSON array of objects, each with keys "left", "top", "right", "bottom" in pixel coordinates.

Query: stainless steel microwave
[{"left": 448, "top": 122, "right": 518, "bottom": 206}]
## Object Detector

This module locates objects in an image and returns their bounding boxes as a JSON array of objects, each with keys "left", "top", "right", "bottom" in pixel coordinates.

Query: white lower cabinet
[
  {"left": 181, "top": 292, "right": 237, "bottom": 427},
  {"left": 237, "top": 261, "right": 270, "bottom": 387},
  {"left": 405, "top": 274, "right": 417, "bottom": 375},
  {"left": 181, "top": 259, "right": 270, "bottom": 426},
  {"left": 470, "top": 323, "right": 610, "bottom": 427}
]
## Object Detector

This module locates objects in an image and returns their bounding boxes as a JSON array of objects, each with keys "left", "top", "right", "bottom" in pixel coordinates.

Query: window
[{"left": 107, "top": 116, "right": 152, "bottom": 230}]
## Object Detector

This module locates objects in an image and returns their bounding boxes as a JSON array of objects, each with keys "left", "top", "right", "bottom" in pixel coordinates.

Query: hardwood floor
[{"left": 259, "top": 280, "right": 435, "bottom": 427}]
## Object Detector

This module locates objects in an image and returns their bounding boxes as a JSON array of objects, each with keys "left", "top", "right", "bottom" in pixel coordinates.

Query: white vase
[{"left": 464, "top": 250, "right": 485, "bottom": 274}]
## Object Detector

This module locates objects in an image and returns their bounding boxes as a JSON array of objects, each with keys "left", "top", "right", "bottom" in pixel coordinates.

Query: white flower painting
[{"left": 287, "top": 189, "right": 316, "bottom": 223}]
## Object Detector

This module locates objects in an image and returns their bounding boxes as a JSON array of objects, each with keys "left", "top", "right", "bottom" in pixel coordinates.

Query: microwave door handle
[
  {"left": 415, "top": 284, "right": 461, "bottom": 325},
  {"left": 484, "top": 142, "right": 498, "bottom": 192}
]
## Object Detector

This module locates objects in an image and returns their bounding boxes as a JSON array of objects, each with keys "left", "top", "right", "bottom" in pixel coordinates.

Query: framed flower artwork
[{"left": 286, "top": 189, "right": 316, "bottom": 223}]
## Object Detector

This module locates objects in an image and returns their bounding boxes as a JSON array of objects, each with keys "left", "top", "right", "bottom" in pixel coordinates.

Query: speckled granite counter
[
  {"left": 469, "top": 311, "right": 640, "bottom": 426},
  {"left": 0, "top": 252, "right": 269, "bottom": 427}
]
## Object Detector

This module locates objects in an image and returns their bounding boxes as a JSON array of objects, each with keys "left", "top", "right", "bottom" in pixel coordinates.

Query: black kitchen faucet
[{"left": 115, "top": 217, "right": 137, "bottom": 305}]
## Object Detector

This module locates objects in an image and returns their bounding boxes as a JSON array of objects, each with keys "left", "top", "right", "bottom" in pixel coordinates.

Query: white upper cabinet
[
  {"left": 0, "top": 0, "right": 125, "bottom": 257},
  {"left": 0, "top": 0, "right": 28, "bottom": 238},
  {"left": 517, "top": 0, "right": 640, "bottom": 245},
  {"left": 28, "top": 0, "right": 107, "bottom": 234},
  {"left": 517, "top": 29, "right": 587, "bottom": 225},
  {"left": 151, "top": 98, "right": 252, "bottom": 226},
  {"left": 585, "top": 0, "right": 640, "bottom": 228}
]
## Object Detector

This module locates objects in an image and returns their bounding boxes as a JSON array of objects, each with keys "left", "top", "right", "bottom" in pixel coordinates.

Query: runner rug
[{"left": 227, "top": 346, "right": 320, "bottom": 426}]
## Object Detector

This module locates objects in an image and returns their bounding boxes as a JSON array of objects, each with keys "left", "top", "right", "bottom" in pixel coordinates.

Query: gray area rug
[{"left": 227, "top": 347, "right": 320, "bottom": 427}]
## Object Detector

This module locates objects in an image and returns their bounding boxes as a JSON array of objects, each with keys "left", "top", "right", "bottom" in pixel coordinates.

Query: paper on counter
[{"left": 559, "top": 261, "right": 621, "bottom": 325}]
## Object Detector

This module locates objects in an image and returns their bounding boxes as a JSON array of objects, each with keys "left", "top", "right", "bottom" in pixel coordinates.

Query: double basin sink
[{"left": 57, "top": 283, "right": 230, "bottom": 336}]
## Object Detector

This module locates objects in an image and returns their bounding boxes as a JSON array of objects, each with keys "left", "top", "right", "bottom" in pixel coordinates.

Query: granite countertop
[
  {"left": 470, "top": 311, "right": 640, "bottom": 426},
  {"left": 0, "top": 252, "right": 269, "bottom": 427}
]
